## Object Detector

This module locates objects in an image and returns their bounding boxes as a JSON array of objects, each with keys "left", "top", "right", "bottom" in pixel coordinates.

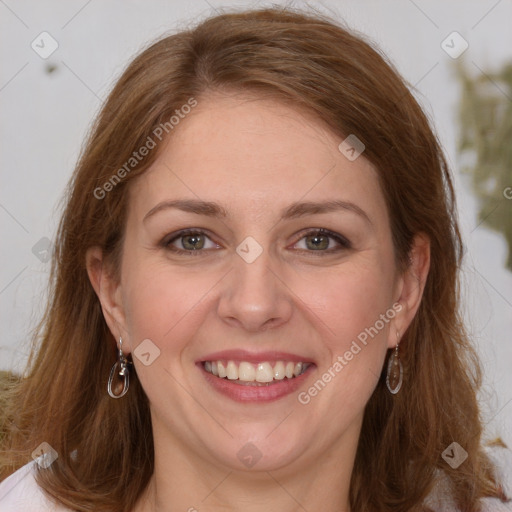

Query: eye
[
  {"left": 164, "top": 229, "right": 220, "bottom": 255},
  {"left": 162, "top": 227, "right": 350, "bottom": 257},
  {"left": 293, "top": 228, "right": 351, "bottom": 253}
]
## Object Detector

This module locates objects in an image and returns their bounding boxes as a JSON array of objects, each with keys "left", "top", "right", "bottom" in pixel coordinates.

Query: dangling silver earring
[
  {"left": 108, "top": 337, "right": 131, "bottom": 398},
  {"left": 386, "top": 331, "right": 403, "bottom": 394}
]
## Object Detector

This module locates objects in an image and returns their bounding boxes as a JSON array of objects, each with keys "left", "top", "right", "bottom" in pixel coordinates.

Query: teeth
[
  {"left": 273, "top": 361, "right": 285, "bottom": 380},
  {"left": 226, "top": 361, "right": 238, "bottom": 380},
  {"left": 239, "top": 362, "right": 255, "bottom": 381},
  {"left": 217, "top": 361, "right": 227, "bottom": 378},
  {"left": 256, "top": 362, "right": 274, "bottom": 383},
  {"left": 203, "top": 360, "right": 310, "bottom": 382}
]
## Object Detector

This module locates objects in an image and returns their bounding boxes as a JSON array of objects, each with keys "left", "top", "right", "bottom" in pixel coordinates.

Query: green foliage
[
  {"left": 0, "top": 371, "right": 19, "bottom": 445},
  {"left": 457, "top": 61, "right": 512, "bottom": 271}
]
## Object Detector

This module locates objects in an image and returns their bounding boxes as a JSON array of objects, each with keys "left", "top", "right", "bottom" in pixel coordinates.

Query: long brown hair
[{"left": 0, "top": 6, "right": 507, "bottom": 511}]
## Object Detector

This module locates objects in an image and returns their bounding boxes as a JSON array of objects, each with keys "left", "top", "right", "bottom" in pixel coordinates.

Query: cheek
[
  {"left": 293, "top": 259, "right": 396, "bottom": 406},
  {"left": 295, "top": 260, "right": 395, "bottom": 348},
  {"left": 292, "top": 262, "right": 396, "bottom": 435},
  {"left": 120, "top": 255, "right": 228, "bottom": 362}
]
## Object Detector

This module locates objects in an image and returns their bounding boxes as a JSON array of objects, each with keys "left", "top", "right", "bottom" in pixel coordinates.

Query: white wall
[{"left": 1, "top": 0, "right": 511, "bottom": 445}]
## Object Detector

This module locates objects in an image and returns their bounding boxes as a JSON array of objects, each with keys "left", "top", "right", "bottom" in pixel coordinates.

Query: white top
[
  {"left": 1, "top": 447, "right": 511, "bottom": 511},
  {"left": 0, "top": 459, "right": 71, "bottom": 511}
]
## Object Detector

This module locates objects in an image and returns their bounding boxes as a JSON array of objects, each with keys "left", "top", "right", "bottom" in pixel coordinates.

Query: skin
[{"left": 87, "top": 91, "right": 430, "bottom": 512}]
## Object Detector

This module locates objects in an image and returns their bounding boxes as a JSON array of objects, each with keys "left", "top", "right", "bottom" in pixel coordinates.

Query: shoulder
[
  {"left": 0, "top": 460, "right": 72, "bottom": 512},
  {"left": 481, "top": 444, "right": 512, "bottom": 511},
  {"left": 423, "top": 445, "right": 512, "bottom": 511}
]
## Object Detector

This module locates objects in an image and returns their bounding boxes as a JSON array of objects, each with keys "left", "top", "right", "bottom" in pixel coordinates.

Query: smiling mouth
[{"left": 201, "top": 360, "right": 312, "bottom": 386}]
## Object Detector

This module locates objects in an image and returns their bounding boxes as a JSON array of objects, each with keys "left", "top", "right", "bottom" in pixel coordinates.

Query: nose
[{"left": 217, "top": 244, "right": 293, "bottom": 332}]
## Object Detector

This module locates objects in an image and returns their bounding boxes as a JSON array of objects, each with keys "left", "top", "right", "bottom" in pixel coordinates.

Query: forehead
[{"left": 128, "top": 92, "right": 387, "bottom": 227}]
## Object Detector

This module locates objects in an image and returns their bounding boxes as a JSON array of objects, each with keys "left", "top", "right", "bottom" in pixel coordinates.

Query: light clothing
[
  {"left": 424, "top": 445, "right": 512, "bottom": 511},
  {"left": 0, "top": 459, "right": 71, "bottom": 511},
  {"left": 1, "top": 447, "right": 511, "bottom": 511}
]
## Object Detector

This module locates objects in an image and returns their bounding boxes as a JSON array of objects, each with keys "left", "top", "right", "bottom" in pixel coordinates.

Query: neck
[{"left": 132, "top": 418, "right": 360, "bottom": 512}]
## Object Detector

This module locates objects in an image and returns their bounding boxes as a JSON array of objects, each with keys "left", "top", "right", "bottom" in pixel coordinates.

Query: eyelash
[{"left": 162, "top": 228, "right": 351, "bottom": 256}]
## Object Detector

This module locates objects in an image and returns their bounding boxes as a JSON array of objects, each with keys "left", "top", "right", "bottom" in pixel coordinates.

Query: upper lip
[{"left": 198, "top": 349, "right": 314, "bottom": 364}]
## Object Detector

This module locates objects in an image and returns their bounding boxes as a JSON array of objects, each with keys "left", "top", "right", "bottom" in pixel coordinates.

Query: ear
[
  {"left": 388, "top": 233, "right": 431, "bottom": 348},
  {"left": 86, "top": 246, "right": 128, "bottom": 350}
]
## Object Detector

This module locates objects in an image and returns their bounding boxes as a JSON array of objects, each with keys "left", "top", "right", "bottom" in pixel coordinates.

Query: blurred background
[{"left": 1, "top": 0, "right": 511, "bottom": 446}]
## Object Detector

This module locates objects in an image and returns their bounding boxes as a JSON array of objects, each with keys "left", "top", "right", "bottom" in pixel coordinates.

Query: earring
[
  {"left": 107, "top": 337, "right": 131, "bottom": 398},
  {"left": 386, "top": 331, "right": 403, "bottom": 394}
]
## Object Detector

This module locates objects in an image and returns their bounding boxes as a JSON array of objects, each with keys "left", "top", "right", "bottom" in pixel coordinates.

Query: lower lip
[{"left": 198, "top": 363, "right": 315, "bottom": 403}]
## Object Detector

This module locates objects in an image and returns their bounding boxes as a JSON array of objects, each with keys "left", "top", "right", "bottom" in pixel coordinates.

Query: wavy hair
[{"left": 0, "top": 6, "right": 508, "bottom": 511}]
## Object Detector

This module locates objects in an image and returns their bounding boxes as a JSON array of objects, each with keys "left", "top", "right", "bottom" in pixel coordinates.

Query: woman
[{"left": 0, "top": 6, "right": 510, "bottom": 512}]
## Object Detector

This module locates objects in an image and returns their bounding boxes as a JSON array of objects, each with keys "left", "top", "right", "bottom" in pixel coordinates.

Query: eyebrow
[{"left": 143, "top": 198, "right": 372, "bottom": 225}]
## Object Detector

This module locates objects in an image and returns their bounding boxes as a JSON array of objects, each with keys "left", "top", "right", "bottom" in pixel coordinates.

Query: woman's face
[{"left": 103, "top": 92, "right": 413, "bottom": 474}]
